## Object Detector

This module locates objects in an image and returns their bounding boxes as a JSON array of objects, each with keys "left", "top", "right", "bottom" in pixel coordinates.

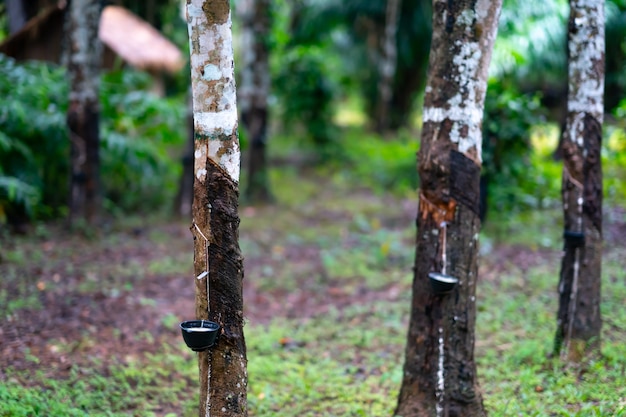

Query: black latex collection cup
[{"left": 180, "top": 320, "right": 220, "bottom": 351}]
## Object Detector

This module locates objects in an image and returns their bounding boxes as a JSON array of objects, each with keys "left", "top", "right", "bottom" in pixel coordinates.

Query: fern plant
[{"left": 0, "top": 54, "right": 186, "bottom": 225}]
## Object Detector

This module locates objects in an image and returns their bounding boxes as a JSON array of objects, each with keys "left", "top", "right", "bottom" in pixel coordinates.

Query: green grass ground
[{"left": 1, "top": 167, "right": 625, "bottom": 417}]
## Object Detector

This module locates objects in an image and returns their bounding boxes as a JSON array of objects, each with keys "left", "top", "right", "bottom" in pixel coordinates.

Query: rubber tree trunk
[
  {"left": 554, "top": 0, "right": 604, "bottom": 362},
  {"left": 237, "top": 0, "right": 272, "bottom": 203},
  {"left": 395, "top": 1, "right": 501, "bottom": 416},
  {"left": 376, "top": 0, "right": 401, "bottom": 133},
  {"left": 67, "top": 0, "right": 102, "bottom": 227},
  {"left": 186, "top": 1, "right": 248, "bottom": 416}
]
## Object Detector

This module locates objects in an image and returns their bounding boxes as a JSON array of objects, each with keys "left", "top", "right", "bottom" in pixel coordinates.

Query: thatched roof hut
[
  {"left": 0, "top": 3, "right": 66, "bottom": 63},
  {"left": 0, "top": 3, "right": 185, "bottom": 74},
  {"left": 99, "top": 5, "right": 184, "bottom": 74}
]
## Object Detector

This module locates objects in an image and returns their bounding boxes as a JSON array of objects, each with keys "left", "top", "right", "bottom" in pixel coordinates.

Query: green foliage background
[
  {"left": 2, "top": 0, "right": 626, "bottom": 224},
  {"left": 0, "top": 55, "right": 186, "bottom": 223}
]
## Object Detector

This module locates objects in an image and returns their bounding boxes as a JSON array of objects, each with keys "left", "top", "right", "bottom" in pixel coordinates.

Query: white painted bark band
[
  {"left": 423, "top": 105, "right": 483, "bottom": 156},
  {"left": 422, "top": 106, "right": 483, "bottom": 124},
  {"left": 194, "top": 111, "right": 239, "bottom": 136}
]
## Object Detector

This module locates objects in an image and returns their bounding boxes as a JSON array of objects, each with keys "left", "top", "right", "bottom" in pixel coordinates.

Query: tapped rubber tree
[
  {"left": 554, "top": 0, "right": 604, "bottom": 362},
  {"left": 186, "top": 1, "right": 247, "bottom": 416},
  {"left": 67, "top": 0, "right": 102, "bottom": 226},
  {"left": 395, "top": 1, "right": 501, "bottom": 416}
]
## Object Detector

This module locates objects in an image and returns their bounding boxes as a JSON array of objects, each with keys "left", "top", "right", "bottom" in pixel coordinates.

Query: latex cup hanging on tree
[{"left": 429, "top": 221, "right": 459, "bottom": 295}]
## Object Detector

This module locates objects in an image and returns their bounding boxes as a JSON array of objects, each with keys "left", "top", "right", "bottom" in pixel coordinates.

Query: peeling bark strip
[
  {"left": 67, "top": 0, "right": 102, "bottom": 226},
  {"left": 187, "top": 1, "right": 247, "bottom": 416},
  {"left": 555, "top": 0, "right": 604, "bottom": 362},
  {"left": 396, "top": 1, "right": 501, "bottom": 416}
]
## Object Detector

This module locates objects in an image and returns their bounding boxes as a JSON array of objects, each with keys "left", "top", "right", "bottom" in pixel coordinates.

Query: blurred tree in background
[
  {"left": 237, "top": 0, "right": 273, "bottom": 203},
  {"left": 66, "top": 0, "right": 102, "bottom": 226},
  {"left": 0, "top": 0, "right": 187, "bottom": 229},
  {"left": 1, "top": 0, "right": 625, "bottom": 229},
  {"left": 0, "top": 57, "right": 186, "bottom": 228},
  {"left": 284, "top": 0, "right": 432, "bottom": 132},
  {"left": 555, "top": 0, "right": 605, "bottom": 363}
]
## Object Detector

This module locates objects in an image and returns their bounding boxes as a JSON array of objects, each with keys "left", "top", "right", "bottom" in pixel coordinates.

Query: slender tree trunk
[
  {"left": 67, "top": 0, "right": 102, "bottom": 226},
  {"left": 186, "top": 1, "right": 248, "bottom": 416},
  {"left": 6, "top": 0, "right": 27, "bottom": 34},
  {"left": 395, "top": 1, "right": 501, "bottom": 416},
  {"left": 174, "top": 100, "right": 195, "bottom": 217},
  {"left": 387, "top": 0, "right": 432, "bottom": 131},
  {"left": 554, "top": 0, "right": 604, "bottom": 362},
  {"left": 376, "top": 0, "right": 401, "bottom": 133},
  {"left": 238, "top": 0, "right": 272, "bottom": 203}
]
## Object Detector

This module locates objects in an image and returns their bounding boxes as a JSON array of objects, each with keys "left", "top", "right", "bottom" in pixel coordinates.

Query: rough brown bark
[
  {"left": 238, "top": 0, "right": 272, "bottom": 203},
  {"left": 554, "top": 0, "right": 604, "bottom": 362},
  {"left": 192, "top": 157, "right": 246, "bottom": 417},
  {"left": 395, "top": 1, "right": 501, "bottom": 416},
  {"left": 187, "top": 1, "right": 248, "bottom": 415},
  {"left": 67, "top": 0, "right": 102, "bottom": 226}
]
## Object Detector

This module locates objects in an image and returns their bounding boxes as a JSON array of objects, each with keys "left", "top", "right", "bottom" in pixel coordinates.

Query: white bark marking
[
  {"left": 424, "top": 0, "right": 501, "bottom": 163},
  {"left": 448, "top": 38, "right": 484, "bottom": 157},
  {"left": 68, "top": 0, "right": 101, "bottom": 104},
  {"left": 208, "top": 139, "right": 241, "bottom": 182},
  {"left": 422, "top": 106, "right": 483, "bottom": 124},
  {"left": 436, "top": 326, "right": 445, "bottom": 417},
  {"left": 187, "top": 4, "right": 240, "bottom": 183},
  {"left": 206, "top": 359, "right": 212, "bottom": 416},
  {"left": 424, "top": 36, "right": 486, "bottom": 159},
  {"left": 202, "top": 64, "right": 223, "bottom": 81},
  {"left": 187, "top": 14, "right": 238, "bottom": 114},
  {"left": 194, "top": 142, "right": 208, "bottom": 182},
  {"left": 194, "top": 111, "right": 239, "bottom": 137},
  {"left": 567, "top": 0, "right": 604, "bottom": 147},
  {"left": 196, "top": 169, "right": 208, "bottom": 180}
]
